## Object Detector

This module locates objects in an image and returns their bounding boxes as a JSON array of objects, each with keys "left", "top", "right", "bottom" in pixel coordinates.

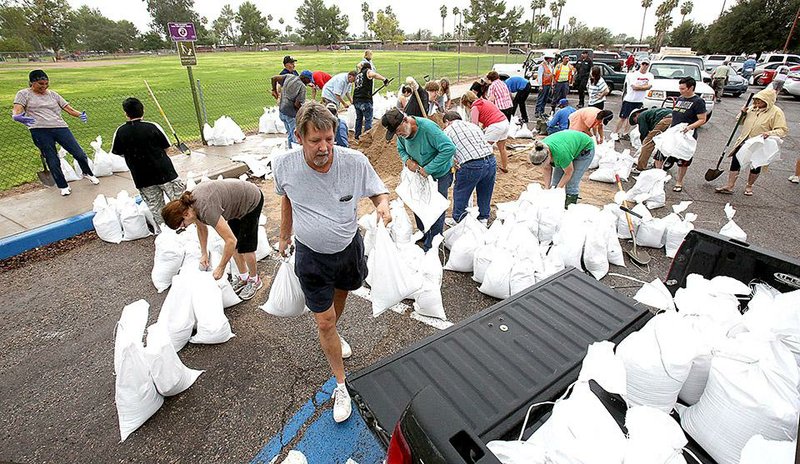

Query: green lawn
[{"left": 0, "top": 51, "right": 513, "bottom": 190}]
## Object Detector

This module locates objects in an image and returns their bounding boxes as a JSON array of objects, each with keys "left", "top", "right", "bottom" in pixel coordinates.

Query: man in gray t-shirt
[
  {"left": 272, "top": 101, "right": 389, "bottom": 424},
  {"left": 271, "top": 71, "right": 312, "bottom": 149}
]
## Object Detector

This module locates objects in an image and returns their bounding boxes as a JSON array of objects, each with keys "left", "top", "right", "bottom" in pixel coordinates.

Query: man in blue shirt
[
  {"left": 547, "top": 99, "right": 576, "bottom": 134},
  {"left": 504, "top": 76, "right": 533, "bottom": 123},
  {"left": 742, "top": 54, "right": 757, "bottom": 81},
  {"left": 326, "top": 103, "right": 349, "bottom": 147}
]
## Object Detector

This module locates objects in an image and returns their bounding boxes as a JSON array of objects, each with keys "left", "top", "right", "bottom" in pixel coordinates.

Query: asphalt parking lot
[{"left": 1, "top": 88, "right": 798, "bottom": 464}]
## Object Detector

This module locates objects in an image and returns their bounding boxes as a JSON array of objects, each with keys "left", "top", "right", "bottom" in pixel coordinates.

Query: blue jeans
[
  {"left": 354, "top": 101, "right": 373, "bottom": 139},
  {"left": 535, "top": 85, "right": 551, "bottom": 116},
  {"left": 279, "top": 112, "right": 297, "bottom": 148},
  {"left": 550, "top": 147, "right": 594, "bottom": 196},
  {"left": 414, "top": 170, "right": 453, "bottom": 251},
  {"left": 453, "top": 156, "right": 496, "bottom": 222},
  {"left": 551, "top": 82, "right": 569, "bottom": 110},
  {"left": 30, "top": 127, "right": 94, "bottom": 189}
]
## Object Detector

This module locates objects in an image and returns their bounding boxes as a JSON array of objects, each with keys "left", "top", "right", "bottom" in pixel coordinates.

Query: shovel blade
[
  {"left": 627, "top": 249, "right": 651, "bottom": 266},
  {"left": 37, "top": 170, "right": 56, "bottom": 187},
  {"left": 177, "top": 143, "right": 191, "bottom": 155},
  {"left": 704, "top": 168, "right": 725, "bottom": 182}
]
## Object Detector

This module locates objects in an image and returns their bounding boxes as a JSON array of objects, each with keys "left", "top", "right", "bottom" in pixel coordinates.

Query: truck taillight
[{"left": 386, "top": 422, "right": 412, "bottom": 464}]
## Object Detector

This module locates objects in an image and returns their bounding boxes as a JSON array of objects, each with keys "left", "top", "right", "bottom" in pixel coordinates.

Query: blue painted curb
[{"left": 0, "top": 211, "right": 96, "bottom": 261}]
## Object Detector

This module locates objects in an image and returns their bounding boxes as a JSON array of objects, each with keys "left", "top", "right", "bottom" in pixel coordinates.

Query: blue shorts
[
  {"left": 619, "top": 101, "right": 643, "bottom": 119},
  {"left": 294, "top": 233, "right": 367, "bottom": 313}
]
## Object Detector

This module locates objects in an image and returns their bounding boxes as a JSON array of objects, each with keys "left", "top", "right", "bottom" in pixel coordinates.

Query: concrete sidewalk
[{"left": 0, "top": 133, "right": 286, "bottom": 241}]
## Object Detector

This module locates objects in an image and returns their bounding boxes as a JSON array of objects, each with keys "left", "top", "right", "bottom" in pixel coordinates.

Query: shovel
[
  {"left": 36, "top": 152, "right": 55, "bottom": 187},
  {"left": 704, "top": 92, "right": 754, "bottom": 182},
  {"left": 372, "top": 77, "right": 395, "bottom": 96},
  {"left": 144, "top": 80, "right": 191, "bottom": 155},
  {"left": 615, "top": 174, "right": 651, "bottom": 266}
]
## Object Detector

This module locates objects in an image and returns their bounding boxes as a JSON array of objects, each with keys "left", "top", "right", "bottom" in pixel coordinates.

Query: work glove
[
  {"left": 383, "top": 79, "right": 389, "bottom": 86},
  {"left": 12, "top": 113, "right": 35, "bottom": 126},
  {"left": 79, "top": 111, "right": 88, "bottom": 123}
]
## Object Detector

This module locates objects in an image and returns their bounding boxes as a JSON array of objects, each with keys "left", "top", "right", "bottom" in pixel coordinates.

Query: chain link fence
[{"left": 0, "top": 54, "right": 511, "bottom": 191}]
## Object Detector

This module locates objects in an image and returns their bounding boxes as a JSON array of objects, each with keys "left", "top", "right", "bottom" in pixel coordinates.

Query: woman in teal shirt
[{"left": 529, "top": 129, "right": 595, "bottom": 206}]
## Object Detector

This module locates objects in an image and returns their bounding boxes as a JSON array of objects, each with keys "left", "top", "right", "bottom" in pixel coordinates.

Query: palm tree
[
  {"left": 680, "top": 1, "right": 693, "bottom": 23},
  {"left": 361, "top": 2, "right": 371, "bottom": 38},
  {"left": 567, "top": 16, "right": 576, "bottom": 33},
  {"left": 555, "top": 0, "right": 566, "bottom": 32},
  {"left": 640, "top": 0, "right": 653, "bottom": 42},
  {"left": 536, "top": 13, "right": 551, "bottom": 34},
  {"left": 440, "top": 5, "right": 447, "bottom": 38},
  {"left": 530, "top": 0, "right": 546, "bottom": 41},
  {"left": 453, "top": 7, "right": 460, "bottom": 38},
  {"left": 549, "top": 2, "right": 559, "bottom": 32},
  {"left": 654, "top": 0, "right": 679, "bottom": 50}
]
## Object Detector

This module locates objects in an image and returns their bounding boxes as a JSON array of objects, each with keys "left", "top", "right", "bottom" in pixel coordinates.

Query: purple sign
[{"left": 168, "top": 22, "right": 196, "bottom": 42}]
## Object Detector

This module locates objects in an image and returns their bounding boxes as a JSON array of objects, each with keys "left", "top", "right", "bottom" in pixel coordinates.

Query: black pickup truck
[{"left": 347, "top": 230, "right": 800, "bottom": 463}]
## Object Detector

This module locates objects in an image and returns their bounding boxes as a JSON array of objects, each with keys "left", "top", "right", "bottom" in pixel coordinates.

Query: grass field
[{"left": 0, "top": 50, "right": 513, "bottom": 190}]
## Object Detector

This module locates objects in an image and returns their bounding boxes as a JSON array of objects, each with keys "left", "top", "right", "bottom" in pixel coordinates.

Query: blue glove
[
  {"left": 12, "top": 113, "right": 35, "bottom": 126},
  {"left": 79, "top": 111, "right": 88, "bottom": 123}
]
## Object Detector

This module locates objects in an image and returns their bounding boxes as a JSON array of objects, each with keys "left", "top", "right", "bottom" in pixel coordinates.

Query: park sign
[
  {"left": 177, "top": 40, "right": 197, "bottom": 66},
  {"left": 168, "top": 22, "right": 197, "bottom": 41}
]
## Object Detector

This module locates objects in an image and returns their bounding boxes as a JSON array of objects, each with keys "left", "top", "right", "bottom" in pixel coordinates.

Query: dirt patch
[
  {"left": 0, "top": 230, "right": 97, "bottom": 271},
  {"left": 0, "top": 181, "right": 45, "bottom": 199}
]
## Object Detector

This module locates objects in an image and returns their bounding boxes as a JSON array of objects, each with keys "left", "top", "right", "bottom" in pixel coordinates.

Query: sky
[{"left": 67, "top": 0, "right": 731, "bottom": 40}]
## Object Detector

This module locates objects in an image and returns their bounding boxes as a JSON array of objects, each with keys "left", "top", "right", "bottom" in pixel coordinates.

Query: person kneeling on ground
[
  {"left": 162, "top": 179, "right": 265, "bottom": 300},
  {"left": 715, "top": 88, "right": 788, "bottom": 196},
  {"left": 442, "top": 111, "right": 496, "bottom": 227},
  {"left": 273, "top": 101, "right": 391, "bottom": 424},
  {"left": 568, "top": 106, "right": 613, "bottom": 144},
  {"left": 628, "top": 107, "right": 672, "bottom": 171},
  {"left": 529, "top": 129, "right": 595, "bottom": 207},
  {"left": 547, "top": 98, "right": 576, "bottom": 135},
  {"left": 111, "top": 97, "right": 185, "bottom": 230}
]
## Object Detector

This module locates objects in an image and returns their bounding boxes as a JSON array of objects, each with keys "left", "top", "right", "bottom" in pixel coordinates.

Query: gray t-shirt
[
  {"left": 273, "top": 146, "right": 388, "bottom": 254},
  {"left": 192, "top": 179, "right": 262, "bottom": 226},
  {"left": 279, "top": 75, "right": 306, "bottom": 118},
  {"left": 13, "top": 88, "right": 69, "bottom": 129}
]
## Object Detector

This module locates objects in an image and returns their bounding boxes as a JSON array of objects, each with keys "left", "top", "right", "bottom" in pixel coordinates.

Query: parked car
[
  {"left": 704, "top": 54, "right": 736, "bottom": 72},
  {"left": 756, "top": 64, "right": 800, "bottom": 86},
  {"left": 729, "top": 55, "right": 748, "bottom": 72},
  {"left": 634, "top": 51, "right": 651, "bottom": 64},
  {"left": 758, "top": 53, "right": 800, "bottom": 65},
  {"left": 559, "top": 49, "right": 624, "bottom": 72},
  {"left": 722, "top": 66, "right": 749, "bottom": 97},
  {"left": 508, "top": 47, "right": 526, "bottom": 55},
  {"left": 594, "top": 62, "right": 626, "bottom": 93},
  {"left": 783, "top": 71, "right": 800, "bottom": 99},
  {"left": 658, "top": 54, "right": 712, "bottom": 83},
  {"left": 492, "top": 49, "right": 553, "bottom": 91},
  {"left": 644, "top": 60, "right": 715, "bottom": 120}
]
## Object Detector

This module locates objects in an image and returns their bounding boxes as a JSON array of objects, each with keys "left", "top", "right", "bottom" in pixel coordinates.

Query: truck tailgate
[{"left": 348, "top": 268, "right": 652, "bottom": 446}]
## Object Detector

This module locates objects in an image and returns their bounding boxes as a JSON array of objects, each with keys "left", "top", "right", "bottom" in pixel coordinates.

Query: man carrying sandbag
[
  {"left": 273, "top": 101, "right": 391, "bottom": 424},
  {"left": 382, "top": 107, "right": 456, "bottom": 251},
  {"left": 714, "top": 88, "right": 787, "bottom": 197},
  {"left": 111, "top": 97, "right": 185, "bottom": 229},
  {"left": 529, "top": 129, "right": 595, "bottom": 207},
  {"left": 629, "top": 107, "right": 672, "bottom": 171}
]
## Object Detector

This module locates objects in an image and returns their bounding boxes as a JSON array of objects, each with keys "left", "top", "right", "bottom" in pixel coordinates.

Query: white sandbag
[
  {"left": 58, "top": 148, "right": 81, "bottom": 181},
  {"left": 509, "top": 259, "right": 538, "bottom": 295},
  {"left": 617, "top": 311, "right": 698, "bottom": 413},
  {"left": 255, "top": 226, "right": 270, "bottom": 261},
  {"left": 443, "top": 210, "right": 478, "bottom": 249},
  {"left": 665, "top": 213, "right": 696, "bottom": 259},
  {"left": 411, "top": 235, "right": 446, "bottom": 320},
  {"left": 117, "top": 191, "right": 150, "bottom": 241},
  {"left": 366, "top": 222, "right": 422, "bottom": 316},
  {"left": 583, "top": 212, "right": 610, "bottom": 279},
  {"left": 396, "top": 168, "right": 449, "bottom": 233},
  {"left": 625, "top": 169, "right": 670, "bottom": 203},
  {"left": 389, "top": 199, "right": 413, "bottom": 244},
  {"left": 514, "top": 124, "right": 534, "bottom": 139},
  {"left": 358, "top": 212, "right": 378, "bottom": 256},
  {"left": 90, "top": 135, "right": 114, "bottom": 177},
  {"left": 643, "top": 176, "right": 668, "bottom": 209},
  {"left": 157, "top": 274, "right": 196, "bottom": 351},
  {"left": 652, "top": 123, "right": 697, "bottom": 161},
  {"left": 113, "top": 299, "right": 149, "bottom": 376},
  {"left": 535, "top": 188, "right": 566, "bottom": 242},
  {"left": 188, "top": 271, "right": 235, "bottom": 344},
  {"left": 578, "top": 341, "right": 627, "bottom": 395},
  {"left": 479, "top": 249, "right": 514, "bottom": 299},
  {"left": 72, "top": 155, "right": 95, "bottom": 178},
  {"left": 735, "top": 135, "right": 783, "bottom": 169},
  {"left": 633, "top": 278, "right": 676, "bottom": 311},
  {"left": 629, "top": 126, "right": 642, "bottom": 150},
  {"left": 537, "top": 243, "right": 565, "bottom": 281},
  {"left": 444, "top": 216, "right": 486, "bottom": 272},
  {"left": 151, "top": 228, "right": 185, "bottom": 292},
  {"left": 743, "top": 288, "right": 800, "bottom": 365},
  {"left": 486, "top": 440, "right": 547, "bottom": 464},
  {"left": 115, "top": 341, "right": 163, "bottom": 442},
  {"left": 472, "top": 244, "right": 497, "bottom": 284},
  {"left": 681, "top": 334, "right": 800, "bottom": 464},
  {"left": 138, "top": 202, "right": 159, "bottom": 233},
  {"left": 185, "top": 171, "right": 197, "bottom": 191},
  {"left": 144, "top": 322, "right": 203, "bottom": 396},
  {"left": 206, "top": 115, "right": 246, "bottom": 146},
  {"left": 740, "top": 435, "right": 796, "bottom": 464},
  {"left": 635, "top": 217, "right": 666, "bottom": 249},
  {"left": 605, "top": 203, "right": 633, "bottom": 240},
  {"left": 346, "top": 105, "right": 357, "bottom": 131},
  {"left": 719, "top": 203, "right": 747, "bottom": 241},
  {"left": 598, "top": 209, "right": 625, "bottom": 267},
  {"left": 553, "top": 205, "right": 597, "bottom": 271},
  {"left": 261, "top": 257, "right": 306, "bottom": 318},
  {"left": 111, "top": 152, "right": 129, "bottom": 172},
  {"left": 92, "top": 194, "right": 124, "bottom": 244},
  {"left": 624, "top": 406, "right": 689, "bottom": 464},
  {"left": 259, "top": 107, "right": 280, "bottom": 134},
  {"left": 217, "top": 278, "right": 242, "bottom": 308},
  {"left": 614, "top": 149, "right": 634, "bottom": 182}
]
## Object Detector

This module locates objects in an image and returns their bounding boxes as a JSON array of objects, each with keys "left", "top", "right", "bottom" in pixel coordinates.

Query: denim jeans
[
  {"left": 354, "top": 101, "right": 373, "bottom": 139},
  {"left": 453, "top": 156, "right": 496, "bottom": 222},
  {"left": 535, "top": 85, "right": 551, "bottom": 116},
  {"left": 414, "top": 170, "right": 453, "bottom": 251},
  {"left": 30, "top": 127, "right": 94, "bottom": 189},
  {"left": 551, "top": 82, "right": 569, "bottom": 110},
  {"left": 279, "top": 112, "right": 297, "bottom": 148},
  {"left": 550, "top": 147, "right": 594, "bottom": 196}
]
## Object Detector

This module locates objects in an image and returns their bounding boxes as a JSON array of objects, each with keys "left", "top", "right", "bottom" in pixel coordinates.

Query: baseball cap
[
  {"left": 529, "top": 146, "right": 548, "bottom": 165},
  {"left": 283, "top": 55, "right": 297, "bottom": 65},
  {"left": 381, "top": 108, "right": 405, "bottom": 141},
  {"left": 601, "top": 112, "right": 613, "bottom": 126},
  {"left": 558, "top": 98, "right": 569, "bottom": 107},
  {"left": 326, "top": 102, "right": 338, "bottom": 116},
  {"left": 300, "top": 70, "right": 313, "bottom": 80},
  {"left": 29, "top": 69, "right": 48, "bottom": 82},
  {"left": 628, "top": 108, "right": 645, "bottom": 126}
]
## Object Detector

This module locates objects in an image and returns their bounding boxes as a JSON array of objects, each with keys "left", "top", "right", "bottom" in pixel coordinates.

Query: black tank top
[{"left": 353, "top": 68, "right": 373, "bottom": 103}]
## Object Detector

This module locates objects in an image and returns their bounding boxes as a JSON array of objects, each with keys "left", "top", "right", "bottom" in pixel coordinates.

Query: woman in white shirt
[{"left": 587, "top": 66, "right": 610, "bottom": 110}]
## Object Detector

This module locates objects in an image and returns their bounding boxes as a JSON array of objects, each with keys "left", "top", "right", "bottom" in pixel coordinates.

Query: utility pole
[
  {"left": 784, "top": 4, "right": 800, "bottom": 53},
  {"left": 719, "top": 0, "right": 726, "bottom": 17}
]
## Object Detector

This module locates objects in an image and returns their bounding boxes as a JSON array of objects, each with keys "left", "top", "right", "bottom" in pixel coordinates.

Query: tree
[
  {"left": 567, "top": 16, "right": 576, "bottom": 33},
  {"left": 71, "top": 6, "right": 140, "bottom": 52},
  {"left": 465, "top": 0, "right": 509, "bottom": 45},
  {"left": 440, "top": 5, "right": 447, "bottom": 38},
  {"left": 529, "top": 0, "right": 546, "bottom": 40},
  {"left": 548, "top": 1, "right": 559, "bottom": 32},
  {"left": 500, "top": 6, "right": 524, "bottom": 46},
  {"left": 640, "top": 0, "right": 652, "bottom": 42},
  {"left": 0, "top": 3, "right": 36, "bottom": 51},
  {"left": 700, "top": 0, "right": 800, "bottom": 54},
  {"left": 654, "top": 0, "right": 678, "bottom": 51},
  {"left": 361, "top": 2, "right": 371, "bottom": 37},
  {"left": 535, "top": 13, "right": 550, "bottom": 35},
  {"left": 212, "top": 4, "right": 237, "bottom": 45},
  {"left": 453, "top": 6, "right": 460, "bottom": 38},
  {"left": 236, "top": 1, "right": 275, "bottom": 45},
  {"left": 369, "top": 7, "right": 403, "bottom": 44},
  {"left": 554, "top": 0, "right": 566, "bottom": 32},
  {"left": 680, "top": 1, "right": 693, "bottom": 22},
  {"left": 297, "top": 0, "right": 349, "bottom": 49},
  {"left": 668, "top": 19, "right": 704, "bottom": 47},
  {"left": 139, "top": 30, "right": 165, "bottom": 50},
  {"left": 142, "top": 0, "right": 198, "bottom": 38},
  {"left": 22, "top": 0, "right": 75, "bottom": 51}
]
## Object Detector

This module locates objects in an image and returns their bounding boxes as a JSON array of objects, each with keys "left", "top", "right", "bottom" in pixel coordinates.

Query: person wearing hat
[
  {"left": 310, "top": 70, "right": 333, "bottom": 101},
  {"left": 742, "top": 54, "right": 757, "bottom": 82},
  {"left": 12, "top": 69, "right": 98, "bottom": 196},
  {"left": 322, "top": 71, "right": 357, "bottom": 109},
  {"left": 629, "top": 107, "right": 672, "bottom": 170},
  {"left": 568, "top": 107, "right": 614, "bottom": 144},
  {"left": 352, "top": 62, "right": 390, "bottom": 140},
  {"left": 612, "top": 60, "right": 653, "bottom": 141},
  {"left": 381, "top": 108, "right": 455, "bottom": 251},
  {"left": 280, "top": 55, "right": 299, "bottom": 76},
  {"left": 326, "top": 102, "right": 349, "bottom": 148},
  {"left": 529, "top": 129, "right": 595, "bottom": 207},
  {"left": 271, "top": 71, "right": 312, "bottom": 149},
  {"left": 546, "top": 98, "right": 576, "bottom": 135},
  {"left": 535, "top": 53, "right": 556, "bottom": 117}
]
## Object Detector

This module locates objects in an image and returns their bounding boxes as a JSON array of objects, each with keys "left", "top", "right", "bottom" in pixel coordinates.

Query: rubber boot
[{"left": 565, "top": 194, "right": 579, "bottom": 208}]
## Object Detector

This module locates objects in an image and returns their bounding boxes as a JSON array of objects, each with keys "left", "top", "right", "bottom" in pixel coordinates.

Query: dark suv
[{"left": 559, "top": 48, "right": 624, "bottom": 72}]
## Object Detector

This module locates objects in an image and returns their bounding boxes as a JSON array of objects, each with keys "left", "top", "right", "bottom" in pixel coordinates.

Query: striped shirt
[
  {"left": 487, "top": 80, "right": 512, "bottom": 110},
  {"left": 444, "top": 120, "right": 493, "bottom": 165},
  {"left": 587, "top": 78, "right": 609, "bottom": 106}
]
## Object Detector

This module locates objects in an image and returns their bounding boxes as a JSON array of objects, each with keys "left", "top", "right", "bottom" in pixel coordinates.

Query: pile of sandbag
[
  {"left": 258, "top": 107, "right": 284, "bottom": 134},
  {"left": 114, "top": 300, "right": 203, "bottom": 441},
  {"left": 588, "top": 140, "right": 635, "bottom": 183},
  {"left": 72, "top": 136, "right": 119, "bottom": 178},
  {"left": 606, "top": 195, "right": 698, "bottom": 255},
  {"left": 92, "top": 191, "right": 157, "bottom": 244},
  {"left": 624, "top": 169, "right": 671, "bottom": 209},
  {"left": 204, "top": 115, "right": 246, "bottom": 146}
]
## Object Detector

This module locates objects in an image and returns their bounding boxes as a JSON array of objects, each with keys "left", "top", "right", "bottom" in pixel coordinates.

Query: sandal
[
  {"left": 498, "top": 166, "right": 509, "bottom": 173},
  {"left": 744, "top": 185, "right": 754, "bottom": 196},
  {"left": 714, "top": 186, "right": 734, "bottom": 194},
  {"left": 673, "top": 185, "right": 683, "bottom": 192}
]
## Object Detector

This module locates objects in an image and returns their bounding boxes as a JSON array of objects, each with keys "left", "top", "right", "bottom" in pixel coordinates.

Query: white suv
[{"left": 643, "top": 61, "right": 715, "bottom": 120}]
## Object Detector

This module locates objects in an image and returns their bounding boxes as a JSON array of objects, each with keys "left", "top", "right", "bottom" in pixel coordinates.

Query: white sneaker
[
  {"left": 332, "top": 384, "right": 352, "bottom": 423},
  {"left": 60, "top": 187, "right": 71, "bottom": 196},
  {"left": 789, "top": 175, "right": 800, "bottom": 184},
  {"left": 339, "top": 335, "right": 352, "bottom": 359},
  {"left": 444, "top": 217, "right": 457, "bottom": 228},
  {"left": 478, "top": 218, "right": 488, "bottom": 227},
  {"left": 84, "top": 175, "right": 100, "bottom": 185},
  {"left": 610, "top": 132, "right": 620, "bottom": 141}
]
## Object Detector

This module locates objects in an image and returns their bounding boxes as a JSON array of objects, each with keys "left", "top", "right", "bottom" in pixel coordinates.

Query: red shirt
[
  {"left": 312, "top": 71, "right": 332, "bottom": 89},
  {"left": 626, "top": 55, "right": 635, "bottom": 68},
  {"left": 470, "top": 99, "right": 506, "bottom": 127}
]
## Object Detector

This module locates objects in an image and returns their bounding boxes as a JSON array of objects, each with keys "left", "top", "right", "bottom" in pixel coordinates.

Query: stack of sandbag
[
  {"left": 258, "top": 107, "right": 281, "bottom": 134},
  {"left": 589, "top": 142, "right": 635, "bottom": 183},
  {"left": 444, "top": 213, "right": 487, "bottom": 273},
  {"left": 88, "top": 135, "right": 114, "bottom": 177},
  {"left": 653, "top": 123, "right": 697, "bottom": 162},
  {"left": 477, "top": 217, "right": 541, "bottom": 299},
  {"left": 204, "top": 115, "right": 246, "bottom": 146},
  {"left": 92, "top": 194, "right": 124, "bottom": 244},
  {"left": 366, "top": 222, "right": 423, "bottom": 317},
  {"left": 589, "top": 140, "right": 615, "bottom": 170},
  {"left": 625, "top": 169, "right": 672, "bottom": 210},
  {"left": 719, "top": 203, "right": 747, "bottom": 241},
  {"left": 58, "top": 148, "right": 82, "bottom": 182},
  {"left": 741, "top": 283, "right": 800, "bottom": 364}
]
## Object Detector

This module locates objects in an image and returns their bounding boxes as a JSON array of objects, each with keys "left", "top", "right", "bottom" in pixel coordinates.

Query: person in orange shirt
[
  {"left": 535, "top": 53, "right": 556, "bottom": 117},
  {"left": 568, "top": 106, "right": 614, "bottom": 144}
]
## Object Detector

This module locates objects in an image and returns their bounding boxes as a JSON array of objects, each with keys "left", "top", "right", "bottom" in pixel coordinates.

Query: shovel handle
[
  {"left": 620, "top": 205, "right": 644, "bottom": 219},
  {"left": 714, "top": 92, "right": 755, "bottom": 169},
  {"left": 615, "top": 174, "right": 637, "bottom": 236}
]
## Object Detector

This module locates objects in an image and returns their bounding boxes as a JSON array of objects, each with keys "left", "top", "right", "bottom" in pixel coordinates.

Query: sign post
[{"left": 169, "top": 22, "right": 206, "bottom": 146}]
